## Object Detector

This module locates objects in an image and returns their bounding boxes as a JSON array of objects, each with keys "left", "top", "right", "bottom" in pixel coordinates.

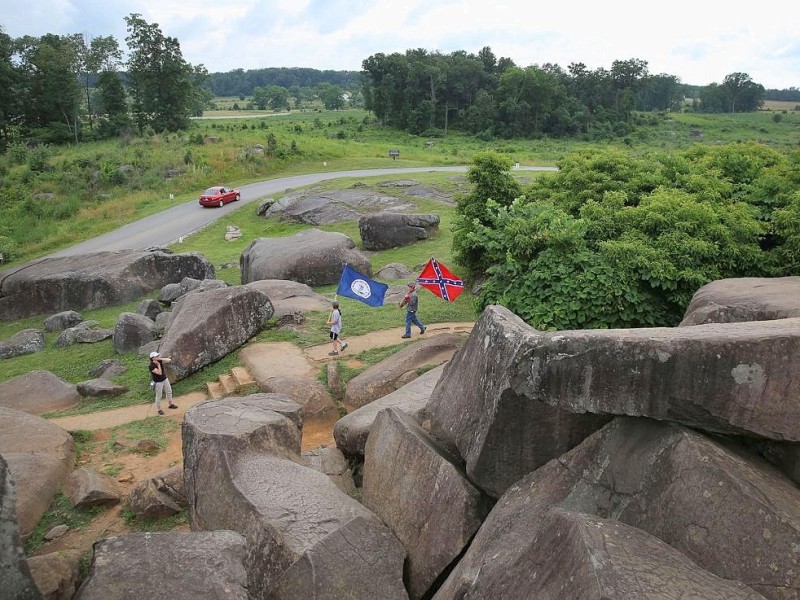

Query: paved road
[{"left": 50, "top": 166, "right": 557, "bottom": 257}]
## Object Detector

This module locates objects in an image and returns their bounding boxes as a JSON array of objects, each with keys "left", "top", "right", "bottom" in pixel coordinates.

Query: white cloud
[{"left": 2, "top": 0, "right": 798, "bottom": 88}]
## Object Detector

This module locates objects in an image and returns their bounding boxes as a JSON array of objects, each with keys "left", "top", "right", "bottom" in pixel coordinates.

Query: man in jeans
[
  {"left": 149, "top": 351, "right": 178, "bottom": 415},
  {"left": 398, "top": 281, "right": 426, "bottom": 338}
]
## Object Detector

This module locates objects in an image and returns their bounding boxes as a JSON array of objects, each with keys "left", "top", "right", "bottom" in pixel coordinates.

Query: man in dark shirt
[
  {"left": 149, "top": 351, "right": 178, "bottom": 415},
  {"left": 398, "top": 281, "right": 426, "bottom": 339}
]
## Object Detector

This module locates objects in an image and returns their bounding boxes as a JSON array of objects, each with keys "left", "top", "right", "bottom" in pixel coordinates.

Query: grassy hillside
[{"left": 1, "top": 107, "right": 798, "bottom": 266}]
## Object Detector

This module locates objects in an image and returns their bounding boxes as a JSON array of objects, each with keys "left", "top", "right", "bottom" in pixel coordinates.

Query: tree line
[
  {"left": 359, "top": 47, "right": 769, "bottom": 139},
  {"left": 0, "top": 14, "right": 209, "bottom": 145},
  {"left": 0, "top": 14, "right": 791, "bottom": 149}
]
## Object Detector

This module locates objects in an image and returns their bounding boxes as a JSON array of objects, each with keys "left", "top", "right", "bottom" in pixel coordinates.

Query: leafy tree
[
  {"left": 316, "top": 82, "right": 344, "bottom": 110},
  {"left": 265, "top": 85, "right": 289, "bottom": 110},
  {"left": 96, "top": 70, "right": 130, "bottom": 137},
  {"left": 14, "top": 34, "right": 82, "bottom": 142},
  {"left": 722, "top": 72, "right": 765, "bottom": 113},
  {"left": 0, "top": 27, "right": 19, "bottom": 140},
  {"left": 75, "top": 34, "right": 122, "bottom": 130},
  {"left": 452, "top": 151, "right": 522, "bottom": 275},
  {"left": 124, "top": 13, "right": 200, "bottom": 133}
]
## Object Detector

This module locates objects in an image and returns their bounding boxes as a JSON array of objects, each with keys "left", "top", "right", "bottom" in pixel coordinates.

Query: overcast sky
[{"left": 3, "top": 0, "right": 799, "bottom": 89}]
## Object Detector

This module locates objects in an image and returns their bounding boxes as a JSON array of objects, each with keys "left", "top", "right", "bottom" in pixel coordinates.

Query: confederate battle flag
[{"left": 417, "top": 258, "right": 464, "bottom": 302}]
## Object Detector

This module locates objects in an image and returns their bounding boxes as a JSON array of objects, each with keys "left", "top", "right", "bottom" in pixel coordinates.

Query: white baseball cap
[{"left": 149, "top": 351, "right": 160, "bottom": 358}]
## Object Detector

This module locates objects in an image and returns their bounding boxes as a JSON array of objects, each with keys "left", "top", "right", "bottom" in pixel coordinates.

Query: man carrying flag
[
  {"left": 336, "top": 265, "right": 388, "bottom": 307},
  {"left": 417, "top": 258, "right": 464, "bottom": 302}
]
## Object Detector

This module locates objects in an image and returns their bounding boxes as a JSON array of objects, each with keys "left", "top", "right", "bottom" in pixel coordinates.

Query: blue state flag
[{"left": 337, "top": 265, "right": 388, "bottom": 307}]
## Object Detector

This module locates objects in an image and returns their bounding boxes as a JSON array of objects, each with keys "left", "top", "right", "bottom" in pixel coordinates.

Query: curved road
[{"left": 50, "top": 166, "right": 557, "bottom": 257}]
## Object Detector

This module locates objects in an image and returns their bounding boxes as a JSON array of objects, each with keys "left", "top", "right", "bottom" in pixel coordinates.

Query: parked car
[{"left": 199, "top": 186, "right": 240, "bottom": 208}]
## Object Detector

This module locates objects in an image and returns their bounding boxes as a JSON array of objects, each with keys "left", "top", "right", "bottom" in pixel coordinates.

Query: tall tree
[
  {"left": 14, "top": 34, "right": 82, "bottom": 142},
  {"left": 722, "top": 72, "right": 764, "bottom": 113},
  {"left": 75, "top": 34, "right": 122, "bottom": 130},
  {"left": 0, "top": 27, "right": 19, "bottom": 140},
  {"left": 124, "top": 13, "right": 198, "bottom": 133}
]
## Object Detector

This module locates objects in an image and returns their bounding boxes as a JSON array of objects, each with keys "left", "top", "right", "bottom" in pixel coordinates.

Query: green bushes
[{"left": 463, "top": 144, "right": 800, "bottom": 329}]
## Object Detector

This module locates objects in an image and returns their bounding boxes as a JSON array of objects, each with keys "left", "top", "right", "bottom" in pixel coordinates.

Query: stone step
[
  {"left": 206, "top": 381, "right": 225, "bottom": 400},
  {"left": 231, "top": 366, "right": 255, "bottom": 388},
  {"left": 219, "top": 373, "right": 238, "bottom": 395}
]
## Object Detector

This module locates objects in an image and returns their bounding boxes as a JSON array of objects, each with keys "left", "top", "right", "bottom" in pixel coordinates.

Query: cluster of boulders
[{"left": 29, "top": 276, "right": 795, "bottom": 599}]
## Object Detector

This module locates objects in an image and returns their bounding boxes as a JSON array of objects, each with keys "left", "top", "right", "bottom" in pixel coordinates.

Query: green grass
[{"left": 24, "top": 492, "right": 105, "bottom": 555}]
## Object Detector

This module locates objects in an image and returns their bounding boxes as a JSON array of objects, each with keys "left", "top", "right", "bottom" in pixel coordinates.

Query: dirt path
[{"left": 36, "top": 323, "right": 473, "bottom": 561}]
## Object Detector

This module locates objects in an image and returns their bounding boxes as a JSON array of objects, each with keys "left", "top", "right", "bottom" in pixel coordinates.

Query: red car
[{"left": 199, "top": 186, "right": 241, "bottom": 208}]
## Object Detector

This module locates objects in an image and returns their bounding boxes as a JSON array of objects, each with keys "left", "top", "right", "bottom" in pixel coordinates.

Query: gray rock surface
[
  {"left": 158, "top": 285, "right": 274, "bottom": 381},
  {"left": 364, "top": 408, "right": 491, "bottom": 599},
  {"left": 0, "top": 371, "right": 80, "bottom": 415},
  {"left": 0, "top": 453, "right": 42, "bottom": 599},
  {"left": 54, "top": 321, "right": 113, "bottom": 348},
  {"left": 75, "top": 531, "right": 248, "bottom": 600},
  {"left": 244, "top": 279, "right": 331, "bottom": 318},
  {"left": 334, "top": 364, "right": 444, "bottom": 458},
  {"left": 681, "top": 276, "right": 800, "bottom": 326},
  {"left": 86, "top": 359, "right": 126, "bottom": 380},
  {"left": 359, "top": 212, "right": 440, "bottom": 250},
  {"left": 76, "top": 379, "right": 128, "bottom": 398},
  {"left": 436, "top": 417, "right": 800, "bottom": 600},
  {"left": 0, "top": 249, "right": 214, "bottom": 320},
  {"left": 0, "top": 329, "right": 45, "bottom": 359},
  {"left": 344, "top": 333, "right": 462, "bottom": 411},
  {"left": 0, "top": 407, "right": 75, "bottom": 536},
  {"left": 302, "top": 447, "right": 357, "bottom": 496},
  {"left": 434, "top": 506, "right": 764, "bottom": 600},
  {"left": 125, "top": 466, "right": 185, "bottom": 520},
  {"left": 240, "top": 229, "right": 372, "bottom": 286},
  {"left": 183, "top": 395, "right": 407, "bottom": 599},
  {"left": 112, "top": 312, "right": 157, "bottom": 354},
  {"left": 64, "top": 468, "right": 121, "bottom": 508},
  {"left": 263, "top": 186, "right": 413, "bottom": 225},
  {"left": 43, "top": 310, "right": 83, "bottom": 332},
  {"left": 27, "top": 549, "right": 81, "bottom": 600},
  {"left": 135, "top": 299, "right": 162, "bottom": 321}
]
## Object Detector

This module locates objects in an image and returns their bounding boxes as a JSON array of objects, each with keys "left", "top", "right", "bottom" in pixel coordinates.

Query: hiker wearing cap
[
  {"left": 398, "top": 281, "right": 426, "bottom": 339},
  {"left": 149, "top": 351, "right": 178, "bottom": 415}
]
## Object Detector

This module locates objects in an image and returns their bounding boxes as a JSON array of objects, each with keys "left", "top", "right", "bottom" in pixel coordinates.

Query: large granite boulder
[
  {"left": 301, "top": 447, "right": 357, "bottom": 496},
  {"left": 43, "top": 310, "right": 83, "bottom": 332},
  {"left": 681, "top": 277, "right": 800, "bottom": 326},
  {"left": 125, "top": 466, "right": 186, "bottom": 520},
  {"left": 240, "top": 229, "right": 372, "bottom": 286},
  {"left": 112, "top": 312, "right": 158, "bottom": 354},
  {"left": 436, "top": 417, "right": 800, "bottom": 600},
  {"left": 0, "top": 329, "right": 45, "bottom": 359},
  {"left": 0, "top": 407, "right": 75, "bottom": 537},
  {"left": 157, "top": 286, "right": 273, "bottom": 381},
  {"left": 344, "top": 333, "right": 462, "bottom": 411},
  {"left": 335, "top": 364, "right": 444, "bottom": 459},
  {"left": 434, "top": 506, "right": 763, "bottom": 600},
  {"left": 27, "top": 549, "right": 81, "bottom": 600},
  {"left": 53, "top": 321, "right": 113, "bottom": 348},
  {"left": 430, "top": 305, "right": 800, "bottom": 498},
  {"left": 75, "top": 531, "right": 248, "bottom": 599},
  {"left": 244, "top": 279, "right": 331, "bottom": 318},
  {"left": 359, "top": 212, "right": 440, "bottom": 250},
  {"left": 0, "top": 249, "right": 214, "bottom": 320},
  {"left": 0, "top": 453, "right": 42, "bottom": 599},
  {"left": 263, "top": 186, "right": 412, "bottom": 225},
  {"left": 64, "top": 468, "right": 121, "bottom": 508},
  {"left": 429, "top": 306, "right": 610, "bottom": 498},
  {"left": 183, "top": 395, "right": 408, "bottom": 599},
  {"left": 364, "top": 408, "right": 491, "bottom": 599},
  {"left": 0, "top": 371, "right": 80, "bottom": 415}
]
